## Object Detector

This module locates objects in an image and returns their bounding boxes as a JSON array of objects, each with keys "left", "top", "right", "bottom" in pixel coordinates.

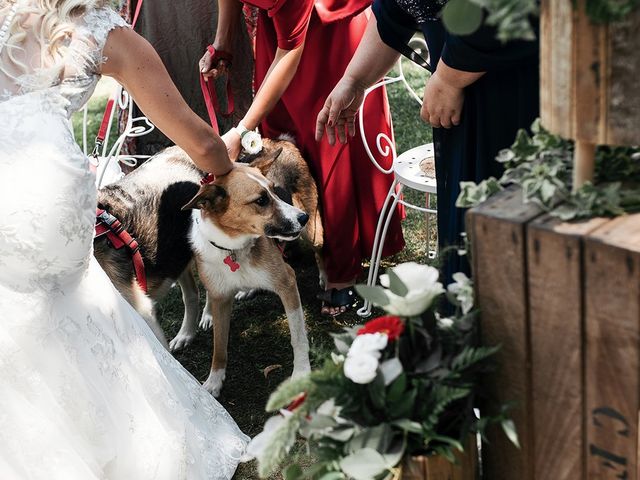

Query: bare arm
[
  {"left": 240, "top": 45, "right": 304, "bottom": 130},
  {"left": 315, "top": 16, "right": 399, "bottom": 144},
  {"left": 200, "top": 0, "right": 243, "bottom": 78},
  {"left": 340, "top": 16, "right": 400, "bottom": 92},
  {"left": 221, "top": 44, "right": 304, "bottom": 160},
  {"left": 101, "top": 27, "right": 233, "bottom": 175}
]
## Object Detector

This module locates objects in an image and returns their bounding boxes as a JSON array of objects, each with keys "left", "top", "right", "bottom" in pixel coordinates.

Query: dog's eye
[{"left": 254, "top": 194, "right": 270, "bottom": 207}]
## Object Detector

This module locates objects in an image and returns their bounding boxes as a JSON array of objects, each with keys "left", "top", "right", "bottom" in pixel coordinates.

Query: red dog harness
[{"left": 95, "top": 208, "right": 148, "bottom": 293}]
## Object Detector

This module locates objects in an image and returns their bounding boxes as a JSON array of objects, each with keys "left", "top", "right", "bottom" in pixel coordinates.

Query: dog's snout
[{"left": 297, "top": 212, "right": 309, "bottom": 227}]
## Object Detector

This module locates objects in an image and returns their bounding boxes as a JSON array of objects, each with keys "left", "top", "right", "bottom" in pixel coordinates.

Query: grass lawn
[{"left": 74, "top": 58, "right": 432, "bottom": 479}]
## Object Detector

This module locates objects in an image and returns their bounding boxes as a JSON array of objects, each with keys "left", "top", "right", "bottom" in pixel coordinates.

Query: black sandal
[{"left": 317, "top": 287, "right": 357, "bottom": 317}]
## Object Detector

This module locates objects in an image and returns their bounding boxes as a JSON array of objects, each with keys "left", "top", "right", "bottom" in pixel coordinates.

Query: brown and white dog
[{"left": 94, "top": 139, "right": 322, "bottom": 396}]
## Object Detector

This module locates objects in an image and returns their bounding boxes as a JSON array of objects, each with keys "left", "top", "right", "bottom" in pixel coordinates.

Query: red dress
[{"left": 247, "top": 0, "right": 404, "bottom": 283}]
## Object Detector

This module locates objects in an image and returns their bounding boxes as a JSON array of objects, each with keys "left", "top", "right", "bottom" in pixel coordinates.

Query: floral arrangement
[
  {"left": 245, "top": 262, "right": 517, "bottom": 479},
  {"left": 457, "top": 119, "right": 640, "bottom": 221}
]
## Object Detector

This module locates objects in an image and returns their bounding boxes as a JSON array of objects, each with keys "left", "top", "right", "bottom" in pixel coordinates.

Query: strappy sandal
[{"left": 317, "top": 287, "right": 357, "bottom": 317}]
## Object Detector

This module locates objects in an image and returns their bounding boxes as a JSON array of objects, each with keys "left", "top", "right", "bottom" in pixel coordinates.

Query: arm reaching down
[{"left": 101, "top": 27, "right": 233, "bottom": 176}]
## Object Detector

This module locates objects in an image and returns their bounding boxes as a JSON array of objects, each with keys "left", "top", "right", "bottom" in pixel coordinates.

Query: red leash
[
  {"left": 91, "top": 0, "right": 144, "bottom": 160},
  {"left": 199, "top": 46, "right": 235, "bottom": 134},
  {"left": 95, "top": 208, "right": 148, "bottom": 293}
]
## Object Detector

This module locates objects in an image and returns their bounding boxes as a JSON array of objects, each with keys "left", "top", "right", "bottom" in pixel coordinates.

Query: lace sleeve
[{"left": 72, "top": 7, "right": 128, "bottom": 75}]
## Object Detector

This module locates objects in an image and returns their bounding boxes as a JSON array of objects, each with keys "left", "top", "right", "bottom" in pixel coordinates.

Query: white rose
[
  {"left": 379, "top": 262, "right": 444, "bottom": 317},
  {"left": 344, "top": 353, "right": 379, "bottom": 384},
  {"left": 348, "top": 333, "right": 388, "bottom": 359},
  {"left": 447, "top": 272, "right": 474, "bottom": 314},
  {"left": 241, "top": 130, "right": 263, "bottom": 154}
]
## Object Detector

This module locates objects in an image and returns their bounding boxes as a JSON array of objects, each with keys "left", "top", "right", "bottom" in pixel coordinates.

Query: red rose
[
  {"left": 286, "top": 392, "right": 307, "bottom": 412},
  {"left": 357, "top": 315, "right": 405, "bottom": 341}
]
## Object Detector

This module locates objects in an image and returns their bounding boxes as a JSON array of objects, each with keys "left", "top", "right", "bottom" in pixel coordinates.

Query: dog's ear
[
  {"left": 182, "top": 184, "right": 228, "bottom": 211},
  {"left": 250, "top": 147, "right": 283, "bottom": 175}
]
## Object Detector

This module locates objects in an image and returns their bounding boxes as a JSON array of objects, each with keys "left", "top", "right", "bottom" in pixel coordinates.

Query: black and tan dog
[{"left": 94, "top": 139, "right": 323, "bottom": 396}]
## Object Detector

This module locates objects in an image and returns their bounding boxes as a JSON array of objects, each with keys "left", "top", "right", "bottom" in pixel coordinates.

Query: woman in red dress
[{"left": 200, "top": 0, "right": 404, "bottom": 315}]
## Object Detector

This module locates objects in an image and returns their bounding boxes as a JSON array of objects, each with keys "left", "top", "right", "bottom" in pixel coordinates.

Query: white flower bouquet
[{"left": 246, "top": 262, "right": 517, "bottom": 479}]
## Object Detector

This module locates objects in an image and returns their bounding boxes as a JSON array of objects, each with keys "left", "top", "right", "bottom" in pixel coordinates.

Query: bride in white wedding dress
[{"left": 0, "top": 1, "right": 249, "bottom": 478}]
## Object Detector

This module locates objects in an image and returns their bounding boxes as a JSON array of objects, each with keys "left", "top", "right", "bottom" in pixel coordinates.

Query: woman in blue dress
[{"left": 316, "top": 0, "right": 539, "bottom": 283}]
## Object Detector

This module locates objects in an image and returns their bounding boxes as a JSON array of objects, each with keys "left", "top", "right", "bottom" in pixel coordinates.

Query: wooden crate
[
  {"left": 467, "top": 189, "right": 640, "bottom": 479},
  {"left": 400, "top": 436, "right": 479, "bottom": 480}
]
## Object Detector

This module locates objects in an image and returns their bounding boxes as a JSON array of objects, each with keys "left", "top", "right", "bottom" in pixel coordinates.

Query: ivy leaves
[{"left": 456, "top": 119, "right": 640, "bottom": 221}]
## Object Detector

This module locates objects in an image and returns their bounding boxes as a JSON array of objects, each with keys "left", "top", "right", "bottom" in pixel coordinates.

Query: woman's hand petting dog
[{"left": 222, "top": 129, "right": 242, "bottom": 161}]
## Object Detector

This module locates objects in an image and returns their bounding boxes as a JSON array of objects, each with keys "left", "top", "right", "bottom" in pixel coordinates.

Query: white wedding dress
[{"left": 0, "top": 4, "right": 248, "bottom": 479}]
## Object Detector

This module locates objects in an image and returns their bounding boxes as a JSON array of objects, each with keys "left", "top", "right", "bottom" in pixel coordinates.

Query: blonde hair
[{"left": 0, "top": 0, "right": 110, "bottom": 81}]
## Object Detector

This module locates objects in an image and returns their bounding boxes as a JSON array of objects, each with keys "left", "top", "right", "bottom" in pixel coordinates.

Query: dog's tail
[{"left": 277, "top": 133, "right": 296, "bottom": 146}]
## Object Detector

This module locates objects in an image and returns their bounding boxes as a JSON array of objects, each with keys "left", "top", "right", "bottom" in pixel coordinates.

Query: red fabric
[
  {"left": 255, "top": 5, "right": 404, "bottom": 283},
  {"left": 314, "top": 0, "right": 371, "bottom": 23},
  {"left": 270, "top": 0, "right": 314, "bottom": 50}
]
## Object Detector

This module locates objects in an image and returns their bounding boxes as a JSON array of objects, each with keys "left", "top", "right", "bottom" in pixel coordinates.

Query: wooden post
[
  {"left": 540, "top": 0, "right": 640, "bottom": 183},
  {"left": 584, "top": 214, "right": 640, "bottom": 480},
  {"left": 467, "top": 187, "right": 544, "bottom": 480},
  {"left": 573, "top": 141, "right": 596, "bottom": 190},
  {"left": 527, "top": 215, "right": 609, "bottom": 480}
]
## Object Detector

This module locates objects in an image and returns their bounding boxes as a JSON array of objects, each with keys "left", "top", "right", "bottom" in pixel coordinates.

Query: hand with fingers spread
[{"left": 315, "top": 78, "right": 365, "bottom": 145}]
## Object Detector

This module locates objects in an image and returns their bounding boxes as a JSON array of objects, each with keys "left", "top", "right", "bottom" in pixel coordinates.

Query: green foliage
[
  {"left": 258, "top": 413, "right": 304, "bottom": 478},
  {"left": 266, "top": 375, "right": 315, "bottom": 412},
  {"left": 585, "top": 0, "right": 640, "bottom": 22},
  {"left": 467, "top": 0, "right": 538, "bottom": 42},
  {"left": 250, "top": 265, "right": 514, "bottom": 479},
  {"left": 456, "top": 119, "right": 640, "bottom": 221},
  {"left": 444, "top": 0, "right": 640, "bottom": 43}
]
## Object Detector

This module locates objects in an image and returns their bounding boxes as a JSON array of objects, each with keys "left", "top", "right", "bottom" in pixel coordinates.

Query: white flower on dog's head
[
  {"left": 241, "top": 130, "right": 263, "bottom": 154},
  {"left": 344, "top": 353, "right": 379, "bottom": 384},
  {"left": 348, "top": 333, "right": 388, "bottom": 359},
  {"left": 447, "top": 272, "right": 474, "bottom": 314},
  {"left": 379, "top": 262, "right": 444, "bottom": 317}
]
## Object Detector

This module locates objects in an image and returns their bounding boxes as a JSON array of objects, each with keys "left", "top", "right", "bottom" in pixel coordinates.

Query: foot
[
  {"left": 318, "top": 282, "right": 357, "bottom": 317},
  {"left": 199, "top": 310, "right": 213, "bottom": 330},
  {"left": 169, "top": 328, "right": 196, "bottom": 352},
  {"left": 202, "top": 369, "right": 226, "bottom": 397},
  {"left": 235, "top": 288, "right": 259, "bottom": 301}
]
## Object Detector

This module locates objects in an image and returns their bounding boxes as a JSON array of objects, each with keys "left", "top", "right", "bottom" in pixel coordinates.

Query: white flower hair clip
[{"left": 234, "top": 122, "right": 263, "bottom": 155}]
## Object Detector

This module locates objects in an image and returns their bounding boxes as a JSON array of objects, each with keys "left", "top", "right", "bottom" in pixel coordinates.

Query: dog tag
[{"left": 223, "top": 254, "right": 240, "bottom": 272}]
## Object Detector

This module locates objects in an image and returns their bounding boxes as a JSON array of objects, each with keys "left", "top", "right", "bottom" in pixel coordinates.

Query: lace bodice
[{"left": 0, "top": 4, "right": 127, "bottom": 115}]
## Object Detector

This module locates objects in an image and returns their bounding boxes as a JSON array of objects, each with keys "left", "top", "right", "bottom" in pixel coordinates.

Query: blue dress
[{"left": 373, "top": 0, "right": 539, "bottom": 283}]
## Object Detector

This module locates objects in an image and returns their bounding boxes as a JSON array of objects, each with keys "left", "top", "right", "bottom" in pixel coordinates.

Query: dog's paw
[
  {"left": 235, "top": 289, "right": 258, "bottom": 301},
  {"left": 199, "top": 311, "right": 213, "bottom": 330},
  {"left": 169, "top": 330, "right": 196, "bottom": 352},
  {"left": 202, "top": 369, "right": 226, "bottom": 397}
]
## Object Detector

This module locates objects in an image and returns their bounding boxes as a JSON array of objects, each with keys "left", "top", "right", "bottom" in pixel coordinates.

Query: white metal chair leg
[{"left": 358, "top": 182, "right": 404, "bottom": 318}]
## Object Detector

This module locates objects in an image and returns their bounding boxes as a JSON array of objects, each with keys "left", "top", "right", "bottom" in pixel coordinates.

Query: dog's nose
[{"left": 297, "top": 212, "right": 309, "bottom": 226}]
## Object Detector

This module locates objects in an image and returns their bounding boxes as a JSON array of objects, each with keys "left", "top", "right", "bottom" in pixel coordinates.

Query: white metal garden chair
[
  {"left": 78, "top": 81, "right": 155, "bottom": 188},
  {"left": 357, "top": 38, "right": 437, "bottom": 318}
]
